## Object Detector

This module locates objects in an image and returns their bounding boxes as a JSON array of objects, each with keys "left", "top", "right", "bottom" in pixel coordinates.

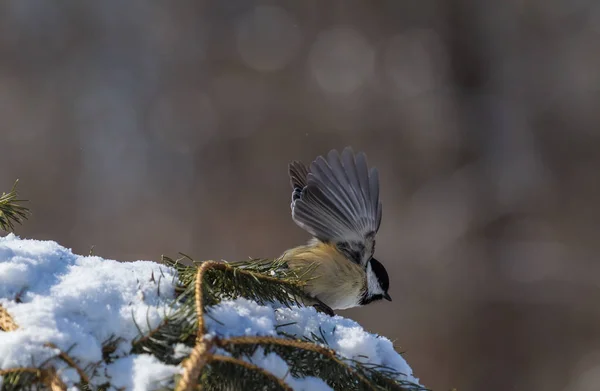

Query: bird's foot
[{"left": 312, "top": 301, "right": 335, "bottom": 316}]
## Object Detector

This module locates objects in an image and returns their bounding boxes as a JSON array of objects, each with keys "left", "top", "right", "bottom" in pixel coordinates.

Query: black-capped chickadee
[{"left": 281, "top": 147, "right": 391, "bottom": 315}]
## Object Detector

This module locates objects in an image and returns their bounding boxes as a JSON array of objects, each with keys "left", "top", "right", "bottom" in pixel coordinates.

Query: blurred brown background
[{"left": 2, "top": 1, "right": 600, "bottom": 390}]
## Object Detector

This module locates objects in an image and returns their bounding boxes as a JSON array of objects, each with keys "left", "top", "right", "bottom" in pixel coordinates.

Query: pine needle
[{"left": 0, "top": 180, "right": 30, "bottom": 232}]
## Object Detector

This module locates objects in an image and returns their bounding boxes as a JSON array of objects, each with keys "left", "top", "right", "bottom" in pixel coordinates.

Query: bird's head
[{"left": 360, "top": 258, "right": 392, "bottom": 305}]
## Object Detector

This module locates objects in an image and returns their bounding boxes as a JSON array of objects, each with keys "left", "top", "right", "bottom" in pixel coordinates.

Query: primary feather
[{"left": 288, "top": 147, "right": 382, "bottom": 268}]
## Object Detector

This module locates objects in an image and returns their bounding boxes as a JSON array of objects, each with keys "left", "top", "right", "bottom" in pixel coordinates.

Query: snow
[
  {"left": 0, "top": 234, "right": 421, "bottom": 390},
  {"left": 0, "top": 234, "right": 179, "bottom": 389},
  {"left": 107, "top": 354, "right": 180, "bottom": 391}
]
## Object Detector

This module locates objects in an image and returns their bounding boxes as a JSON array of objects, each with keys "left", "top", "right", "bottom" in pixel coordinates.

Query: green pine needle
[
  {"left": 201, "top": 356, "right": 291, "bottom": 391},
  {"left": 0, "top": 180, "right": 30, "bottom": 232},
  {"left": 0, "top": 370, "right": 40, "bottom": 391}
]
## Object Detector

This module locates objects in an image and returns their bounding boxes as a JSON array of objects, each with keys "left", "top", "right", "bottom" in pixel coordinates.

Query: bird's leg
[{"left": 312, "top": 299, "right": 335, "bottom": 316}]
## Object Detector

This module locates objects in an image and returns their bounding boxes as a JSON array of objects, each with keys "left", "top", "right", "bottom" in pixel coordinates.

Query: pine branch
[
  {"left": 0, "top": 367, "right": 67, "bottom": 391},
  {"left": 0, "top": 368, "right": 42, "bottom": 391},
  {"left": 133, "top": 255, "right": 318, "bottom": 360},
  {"left": 176, "top": 339, "right": 212, "bottom": 391},
  {"left": 0, "top": 180, "right": 30, "bottom": 232},
  {"left": 166, "top": 255, "right": 315, "bottom": 308},
  {"left": 44, "top": 343, "right": 91, "bottom": 387},
  {"left": 215, "top": 336, "right": 427, "bottom": 391},
  {"left": 216, "top": 336, "right": 375, "bottom": 390},
  {"left": 204, "top": 355, "right": 293, "bottom": 391},
  {"left": 155, "top": 255, "right": 426, "bottom": 391}
]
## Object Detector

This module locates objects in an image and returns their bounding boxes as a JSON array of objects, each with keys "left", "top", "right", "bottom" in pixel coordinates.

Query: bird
[{"left": 280, "top": 147, "right": 391, "bottom": 316}]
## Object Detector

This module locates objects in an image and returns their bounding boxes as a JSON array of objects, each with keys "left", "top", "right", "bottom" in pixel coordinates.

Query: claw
[{"left": 312, "top": 301, "right": 335, "bottom": 316}]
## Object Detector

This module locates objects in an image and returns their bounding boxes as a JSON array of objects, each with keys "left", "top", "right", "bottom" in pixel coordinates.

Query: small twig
[
  {"left": 44, "top": 342, "right": 91, "bottom": 385},
  {"left": 175, "top": 338, "right": 212, "bottom": 391},
  {"left": 210, "top": 354, "right": 293, "bottom": 391},
  {"left": 41, "top": 367, "right": 68, "bottom": 391},
  {"left": 132, "top": 318, "right": 169, "bottom": 348},
  {"left": 218, "top": 335, "right": 334, "bottom": 358},
  {"left": 0, "top": 367, "right": 40, "bottom": 376},
  {"left": 175, "top": 261, "right": 223, "bottom": 391},
  {"left": 195, "top": 261, "right": 220, "bottom": 337},
  {"left": 217, "top": 336, "right": 377, "bottom": 391}
]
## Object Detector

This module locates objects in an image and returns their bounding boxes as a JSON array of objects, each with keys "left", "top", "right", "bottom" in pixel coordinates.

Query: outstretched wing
[{"left": 288, "top": 147, "right": 382, "bottom": 268}]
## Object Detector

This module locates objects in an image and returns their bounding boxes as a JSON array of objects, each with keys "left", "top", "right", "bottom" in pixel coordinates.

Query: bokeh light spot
[
  {"left": 309, "top": 27, "right": 374, "bottom": 94},
  {"left": 383, "top": 29, "right": 445, "bottom": 98}
]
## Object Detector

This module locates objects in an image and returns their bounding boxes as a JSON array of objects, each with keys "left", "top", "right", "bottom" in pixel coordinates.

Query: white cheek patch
[{"left": 366, "top": 262, "right": 384, "bottom": 295}]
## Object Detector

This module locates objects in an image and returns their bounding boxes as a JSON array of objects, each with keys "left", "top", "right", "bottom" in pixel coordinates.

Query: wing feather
[{"left": 288, "top": 147, "right": 382, "bottom": 267}]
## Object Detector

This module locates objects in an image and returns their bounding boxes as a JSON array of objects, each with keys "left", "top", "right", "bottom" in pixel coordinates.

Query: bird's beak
[{"left": 384, "top": 292, "right": 392, "bottom": 302}]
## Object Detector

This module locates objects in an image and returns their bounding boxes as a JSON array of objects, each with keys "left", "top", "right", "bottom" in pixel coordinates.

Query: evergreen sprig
[
  {"left": 132, "top": 255, "right": 317, "bottom": 364},
  {"left": 0, "top": 357, "right": 65, "bottom": 391},
  {"left": 131, "top": 280, "right": 197, "bottom": 364},
  {"left": 215, "top": 336, "right": 428, "bottom": 391},
  {"left": 201, "top": 355, "right": 292, "bottom": 391},
  {"left": 167, "top": 254, "right": 316, "bottom": 308},
  {"left": 0, "top": 180, "right": 30, "bottom": 232},
  {"left": 0, "top": 368, "right": 41, "bottom": 391}
]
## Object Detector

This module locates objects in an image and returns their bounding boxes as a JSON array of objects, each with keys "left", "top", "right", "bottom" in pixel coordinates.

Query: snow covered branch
[{"left": 0, "top": 235, "right": 425, "bottom": 391}]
